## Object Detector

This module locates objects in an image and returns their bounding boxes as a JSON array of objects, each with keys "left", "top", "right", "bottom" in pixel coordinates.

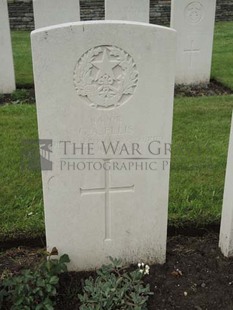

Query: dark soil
[
  {"left": 0, "top": 79, "right": 232, "bottom": 106},
  {"left": 175, "top": 79, "right": 233, "bottom": 97},
  {"left": 0, "top": 88, "right": 35, "bottom": 105},
  {"left": 0, "top": 247, "right": 45, "bottom": 275},
  {"left": 1, "top": 233, "right": 233, "bottom": 309},
  {"left": 146, "top": 234, "right": 233, "bottom": 310}
]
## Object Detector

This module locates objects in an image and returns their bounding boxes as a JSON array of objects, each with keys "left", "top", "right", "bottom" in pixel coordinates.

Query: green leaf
[
  {"left": 49, "top": 276, "right": 59, "bottom": 285},
  {"left": 78, "top": 257, "right": 152, "bottom": 309},
  {"left": 59, "top": 254, "right": 70, "bottom": 264}
]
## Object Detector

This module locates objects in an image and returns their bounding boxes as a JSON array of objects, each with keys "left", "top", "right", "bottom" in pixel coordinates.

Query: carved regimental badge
[
  {"left": 185, "top": 2, "right": 205, "bottom": 25},
  {"left": 74, "top": 46, "right": 139, "bottom": 110}
]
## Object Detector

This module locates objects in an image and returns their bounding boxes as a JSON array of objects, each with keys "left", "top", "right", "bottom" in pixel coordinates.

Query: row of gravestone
[
  {"left": 2, "top": 0, "right": 233, "bottom": 270},
  {"left": 0, "top": 0, "right": 217, "bottom": 95}
]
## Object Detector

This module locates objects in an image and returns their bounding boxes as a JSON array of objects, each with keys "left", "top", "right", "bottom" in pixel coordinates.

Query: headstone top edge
[{"left": 31, "top": 20, "right": 177, "bottom": 36}]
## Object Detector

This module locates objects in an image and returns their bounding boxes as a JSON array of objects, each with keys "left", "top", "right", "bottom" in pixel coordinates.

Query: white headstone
[
  {"left": 171, "top": 0, "right": 216, "bottom": 85},
  {"left": 31, "top": 21, "right": 176, "bottom": 270},
  {"left": 0, "top": 0, "right": 16, "bottom": 94},
  {"left": 219, "top": 113, "right": 233, "bottom": 257},
  {"left": 105, "top": 0, "right": 150, "bottom": 23},
  {"left": 33, "top": 0, "right": 80, "bottom": 29}
]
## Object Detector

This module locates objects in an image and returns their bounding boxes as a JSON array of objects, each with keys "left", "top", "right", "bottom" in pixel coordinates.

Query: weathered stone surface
[
  {"left": 31, "top": 21, "right": 176, "bottom": 270},
  {"left": 105, "top": 0, "right": 150, "bottom": 23},
  {"left": 219, "top": 114, "right": 233, "bottom": 257},
  {"left": 33, "top": 0, "right": 80, "bottom": 29},
  {"left": 171, "top": 0, "right": 217, "bottom": 84},
  {"left": 0, "top": 0, "right": 15, "bottom": 93}
]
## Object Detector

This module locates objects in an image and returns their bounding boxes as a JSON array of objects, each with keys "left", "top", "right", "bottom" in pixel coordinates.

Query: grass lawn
[
  {"left": 0, "top": 105, "right": 43, "bottom": 241},
  {"left": 212, "top": 21, "right": 233, "bottom": 89},
  {"left": 0, "top": 21, "right": 232, "bottom": 241},
  {"left": 11, "top": 31, "right": 33, "bottom": 87},
  {"left": 170, "top": 95, "right": 233, "bottom": 227},
  {"left": 0, "top": 96, "right": 233, "bottom": 240},
  {"left": 11, "top": 21, "right": 233, "bottom": 88}
]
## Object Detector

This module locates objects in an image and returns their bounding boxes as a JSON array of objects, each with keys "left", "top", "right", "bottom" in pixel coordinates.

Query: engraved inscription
[
  {"left": 74, "top": 46, "right": 139, "bottom": 110},
  {"left": 80, "top": 160, "right": 135, "bottom": 241},
  {"left": 78, "top": 115, "right": 134, "bottom": 138},
  {"left": 184, "top": 40, "right": 200, "bottom": 68},
  {"left": 185, "top": 2, "right": 205, "bottom": 25}
]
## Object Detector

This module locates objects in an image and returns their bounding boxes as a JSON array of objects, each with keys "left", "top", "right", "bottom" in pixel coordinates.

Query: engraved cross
[
  {"left": 184, "top": 40, "right": 200, "bottom": 68},
  {"left": 80, "top": 161, "right": 135, "bottom": 242}
]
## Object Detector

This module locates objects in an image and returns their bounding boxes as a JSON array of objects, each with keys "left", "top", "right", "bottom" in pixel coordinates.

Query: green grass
[
  {"left": 0, "top": 96, "right": 233, "bottom": 239},
  {"left": 170, "top": 95, "right": 233, "bottom": 227},
  {"left": 212, "top": 21, "right": 233, "bottom": 89},
  {"left": 0, "top": 21, "right": 232, "bottom": 240},
  {"left": 11, "top": 31, "right": 33, "bottom": 86},
  {"left": 0, "top": 104, "right": 43, "bottom": 240}
]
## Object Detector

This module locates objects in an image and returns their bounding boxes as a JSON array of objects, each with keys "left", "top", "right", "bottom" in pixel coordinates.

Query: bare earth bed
[
  {"left": 175, "top": 79, "right": 233, "bottom": 97},
  {"left": 1, "top": 233, "right": 233, "bottom": 309}
]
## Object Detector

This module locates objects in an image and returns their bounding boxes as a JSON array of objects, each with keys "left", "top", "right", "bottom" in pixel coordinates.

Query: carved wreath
[{"left": 73, "top": 46, "right": 139, "bottom": 109}]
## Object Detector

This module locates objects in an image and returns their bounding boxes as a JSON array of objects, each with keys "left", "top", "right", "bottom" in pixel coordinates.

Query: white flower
[
  {"left": 137, "top": 262, "right": 150, "bottom": 275},
  {"left": 28, "top": 212, "right": 33, "bottom": 216},
  {"left": 144, "top": 265, "right": 150, "bottom": 275}
]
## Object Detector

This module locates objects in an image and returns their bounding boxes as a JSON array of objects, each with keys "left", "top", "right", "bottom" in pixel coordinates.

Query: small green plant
[
  {"left": 0, "top": 251, "right": 70, "bottom": 310},
  {"left": 10, "top": 89, "right": 34, "bottom": 104},
  {"left": 79, "top": 257, "right": 153, "bottom": 310},
  {"left": 11, "top": 89, "right": 29, "bottom": 101}
]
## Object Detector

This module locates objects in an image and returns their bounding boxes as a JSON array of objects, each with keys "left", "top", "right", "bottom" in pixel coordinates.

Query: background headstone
[
  {"left": 31, "top": 21, "right": 176, "bottom": 270},
  {"left": 33, "top": 0, "right": 80, "bottom": 29},
  {"left": 0, "top": 0, "right": 16, "bottom": 94},
  {"left": 219, "top": 113, "right": 233, "bottom": 257},
  {"left": 105, "top": 0, "right": 150, "bottom": 23},
  {"left": 171, "top": 0, "right": 216, "bottom": 85}
]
